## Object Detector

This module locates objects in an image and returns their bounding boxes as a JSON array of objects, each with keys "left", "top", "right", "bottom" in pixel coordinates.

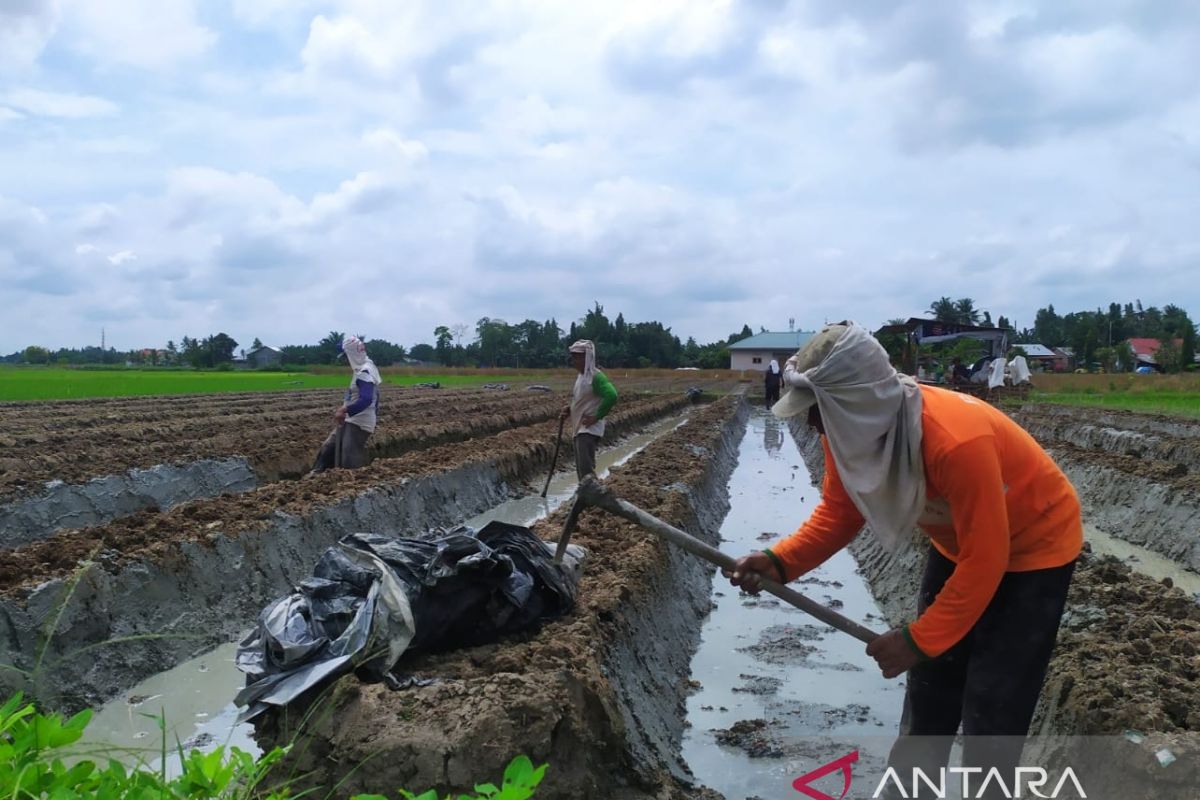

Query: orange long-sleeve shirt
[{"left": 769, "top": 385, "right": 1082, "bottom": 658}]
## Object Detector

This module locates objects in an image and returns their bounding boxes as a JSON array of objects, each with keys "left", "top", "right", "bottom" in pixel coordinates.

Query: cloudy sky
[{"left": 2, "top": 0, "right": 1198, "bottom": 353}]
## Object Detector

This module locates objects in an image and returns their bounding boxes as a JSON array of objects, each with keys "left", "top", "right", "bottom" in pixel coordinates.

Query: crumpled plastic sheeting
[{"left": 234, "top": 521, "right": 581, "bottom": 721}]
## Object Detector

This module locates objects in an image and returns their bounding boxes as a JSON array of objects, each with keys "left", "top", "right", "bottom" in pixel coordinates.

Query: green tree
[
  {"left": 251, "top": 337, "right": 264, "bottom": 350},
  {"left": 409, "top": 343, "right": 436, "bottom": 362},
  {"left": 22, "top": 345, "right": 50, "bottom": 364},
  {"left": 1180, "top": 322, "right": 1197, "bottom": 371},
  {"left": 954, "top": 297, "right": 981, "bottom": 325},
  {"left": 207, "top": 333, "right": 238, "bottom": 364},
  {"left": 318, "top": 331, "right": 345, "bottom": 364},
  {"left": 928, "top": 297, "right": 957, "bottom": 323},
  {"left": 1033, "top": 305, "right": 1063, "bottom": 346},
  {"left": 1157, "top": 335, "right": 1181, "bottom": 373},
  {"left": 434, "top": 325, "right": 454, "bottom": 366}
]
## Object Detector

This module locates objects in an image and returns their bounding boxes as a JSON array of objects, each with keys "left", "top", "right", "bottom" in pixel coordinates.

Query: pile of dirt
[
  {"left": 252, "top": 397, "right": 748, "bottom": 799},
  {"left": 1042, "top": 553, "right": 1200, "bottom": 734},
  {"left": 0, "top": 392, "right": 688, "bottom": 596}
]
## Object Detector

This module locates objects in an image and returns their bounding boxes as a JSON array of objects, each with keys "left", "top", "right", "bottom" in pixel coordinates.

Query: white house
[{"left": 728, "top": 331, "right": 816, "bottom": 371}]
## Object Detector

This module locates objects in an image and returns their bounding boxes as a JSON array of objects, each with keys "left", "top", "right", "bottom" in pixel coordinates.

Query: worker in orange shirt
[{"left": 730, "top": 322, "right": 1081, "bottom": 791}]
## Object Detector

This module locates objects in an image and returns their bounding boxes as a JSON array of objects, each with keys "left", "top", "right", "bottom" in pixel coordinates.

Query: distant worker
[
  {"left": 723, "top": 322, "right": 1081, "bottom": 793},
  {"left": 561, "top": 339, "right": 618, "bottom": 479},
  {"left": 311, "top": 336, "right": 382, "bottom": 473},
  {"left": 949, "top": 357, "right": 971, "bottom": 385},
  {"left": 764, "top": 359, "right": 783, "bottom": 408}
]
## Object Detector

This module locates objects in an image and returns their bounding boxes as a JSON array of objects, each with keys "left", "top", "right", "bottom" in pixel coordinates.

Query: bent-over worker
[
  {"left": 311, "top": 335, "right": 382, "bottom": 472},
  {"left": 561, "top": 339, "right": 618, "bottom": 479},
  {"left": 728, "top": 321, "right": 1081, "bottom": 793}
]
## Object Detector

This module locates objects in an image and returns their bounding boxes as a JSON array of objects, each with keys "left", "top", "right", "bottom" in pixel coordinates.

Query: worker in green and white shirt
[{"left": 561, "top": 339, "right": 618, "bottom": 479}]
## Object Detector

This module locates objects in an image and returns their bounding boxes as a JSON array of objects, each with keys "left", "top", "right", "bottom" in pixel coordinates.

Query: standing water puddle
[
  {"left": 1084, "top": 523, "right": 1200, "bottom": 597},
  {"left": 682, "top": 410, "right": 904, "bottom": 799},
  {"left": 78, "top": 411, "right": 691, "bottom": 772}
]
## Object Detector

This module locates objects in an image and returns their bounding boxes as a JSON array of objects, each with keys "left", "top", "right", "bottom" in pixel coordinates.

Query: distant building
[
  {"left": 246, "top": 345, "right": 283, "bottom": 368},
  {"left": 728, "top": 331, "right": 816, "bottom": 371},
  {"left": 1126, "top": 338, "right": 1190, "bottom": 372},
  {"left": 1012, "top": 343, "right": 1060, "bottom": 371}
]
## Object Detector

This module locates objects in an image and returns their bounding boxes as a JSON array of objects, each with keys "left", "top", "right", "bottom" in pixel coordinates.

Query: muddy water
[
  {"left": 1085, "top": 523, "right": 1200, "bottom": 597},
  {"left": 465, "top": 411, "right": 690, "bottom": 529},
  {"left": 78, "top": 411, "right": 691, "bottom": 772},
  {"left": 682, "top": 410, "right": 904, "bottom": 799}
]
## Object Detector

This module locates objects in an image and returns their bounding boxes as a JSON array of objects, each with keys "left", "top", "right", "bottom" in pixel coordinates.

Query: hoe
[{"left": 554, "top": 476, "right": 880, "bottom": 644}]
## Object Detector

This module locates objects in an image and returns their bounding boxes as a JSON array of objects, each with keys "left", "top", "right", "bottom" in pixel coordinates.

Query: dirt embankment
[
  {"left": 252, "top": 397, "right": 749, "bottom": 800},
  {"left": 1010, "top": 404, "right": 1200, "bottom": 572},
  {"left": 0, "top": 393, "right": 690, "bottom": 712},
  {"left": 0, "top": 389, "right": 570, "bottom": 541},
  {"left": 787, "top": 408, "right": 1200, "bottom": 795}
]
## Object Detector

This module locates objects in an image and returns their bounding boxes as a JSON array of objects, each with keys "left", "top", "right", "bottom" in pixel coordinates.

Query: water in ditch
[
  {"left": 1084, "top": 523, "right": 1200, "bottom": 597},
  {"left": 682, "top": 409, "right": 905, "bottom": 799},
  {"left": 77, "top": 411, "right": 691, "bottom": 773}
]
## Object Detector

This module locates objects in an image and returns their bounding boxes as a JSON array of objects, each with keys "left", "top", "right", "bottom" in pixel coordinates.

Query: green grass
[
  {"left": 1024, "top": 373, "right": 1200, "bottom": 418},
  {"left": 0, "top": 366, "right": 545, "bottom": 402},
  {"left": 1030, "top": 391, "right": 1200, "bottom": 417}
]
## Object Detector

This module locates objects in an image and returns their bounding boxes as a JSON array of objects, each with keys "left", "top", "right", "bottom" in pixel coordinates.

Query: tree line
[
  {"left": 3, "top": 304, "right": 755, "bottom": 370},
  {"left": 921, "top": 296, "right": 1197, "bottom": 373}
]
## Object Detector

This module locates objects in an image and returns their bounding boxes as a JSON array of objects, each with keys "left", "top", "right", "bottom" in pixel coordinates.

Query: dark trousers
[
  {"left": 312, "top": 423, "right": 371, "bottom": 471},
  {"left": 885, "top": 547, "right": 1075, "bottom": 798},
  {"left": 574, "top": 433, "right": 600, "bottom": 479},
  {"left": 765, "top": 384, "right": 781, "bottom": 407}
]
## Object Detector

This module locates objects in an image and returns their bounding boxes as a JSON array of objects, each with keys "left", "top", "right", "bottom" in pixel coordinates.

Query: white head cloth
[{"left": 773, "top": 322, "right": 925, "bottom": 552}]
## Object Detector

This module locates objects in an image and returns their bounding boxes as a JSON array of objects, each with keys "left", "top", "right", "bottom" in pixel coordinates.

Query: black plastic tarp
[{"left": 235, "top": 521, "right": 581, "bottom": 720}]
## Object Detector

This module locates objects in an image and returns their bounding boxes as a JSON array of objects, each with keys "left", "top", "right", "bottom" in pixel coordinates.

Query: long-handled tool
[
  {"left": 555, "top": 477, "right": 880, "bottom": 644},
  {"left": 541, "top": 416, "right": 566, "bottom": 497}
]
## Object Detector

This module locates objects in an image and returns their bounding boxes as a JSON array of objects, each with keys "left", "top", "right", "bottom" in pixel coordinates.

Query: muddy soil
[
  {"left": 252, "top": 397, "right": 748, "bottom": 800},
  {"left": 0, "top": 394, "right": 692, "bottom": 712},
  {"left": 1011, "top": 404, "right": 1200, "bottom": 571},
  {"left": 0, "top": 389, "right": 568, "bottom": 502},
  {"left": 0, "top": 392, "right": 687, "bottom": 596}
]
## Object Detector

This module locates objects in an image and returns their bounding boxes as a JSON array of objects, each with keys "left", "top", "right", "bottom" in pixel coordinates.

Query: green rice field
[{"left": 0, "top": 366, "right": 546, "bottom": 402}]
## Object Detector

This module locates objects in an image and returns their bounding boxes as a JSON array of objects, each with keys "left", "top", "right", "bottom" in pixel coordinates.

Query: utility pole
[{"left": 101, "top": 327, "right": 105, "bottom": 350}]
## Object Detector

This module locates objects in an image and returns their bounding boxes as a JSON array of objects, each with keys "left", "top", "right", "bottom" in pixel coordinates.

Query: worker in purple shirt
[{"left": 310, "top": 335, "right": 381, "bottom": 472}]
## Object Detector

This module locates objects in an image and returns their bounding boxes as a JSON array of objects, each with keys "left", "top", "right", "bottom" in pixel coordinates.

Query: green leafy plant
[
  {"left": 0, "top": 691, "right": 544, "bottom": 799},
  {"left": 391, "top": 755, "right": 546, "bottom": 800}
]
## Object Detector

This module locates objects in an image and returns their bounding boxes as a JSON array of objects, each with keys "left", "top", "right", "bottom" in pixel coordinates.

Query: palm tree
[
  {"left": 954, "top": 298, "right": 981, "bottom": 325},
  {"left": 928, "top": 297, "right": 957, "bottom": 323}
]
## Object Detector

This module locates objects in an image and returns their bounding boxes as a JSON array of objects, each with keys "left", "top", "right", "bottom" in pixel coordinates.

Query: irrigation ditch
[
  {"left": 0, "top": 391, "right": 691, "bottom": 712},
  {"left": 2, "top": 389, "right": 1198, "bottom": 798}
]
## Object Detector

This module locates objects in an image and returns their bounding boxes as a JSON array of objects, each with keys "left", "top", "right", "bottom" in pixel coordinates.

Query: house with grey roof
[{"left": 727, "top": 331, "right": 816, "bottom": 371}]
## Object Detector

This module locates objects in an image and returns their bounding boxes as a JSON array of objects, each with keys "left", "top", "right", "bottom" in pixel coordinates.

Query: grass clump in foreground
[{"left": 0, "top": 692, "right": 545, "bottom": 799}]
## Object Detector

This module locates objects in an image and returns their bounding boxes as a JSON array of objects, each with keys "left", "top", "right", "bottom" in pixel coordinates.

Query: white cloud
[
  {"left": 362, "top": 128, "right": 429, "bottom": 161},
  {"left": 0, "top": 107, "right": 23, "bottom": 124},
  {"left": 0, "top": 0, "right": 59, "bottom": 71},
  {"left": 2, "top": 0, "right": 1200, "bottom": 352},
  {"left": 3, "top": 88, "right": 117, "bottom": 118},
  {"left": 59, "top": 0, "right": 215, "bottom": 69}
]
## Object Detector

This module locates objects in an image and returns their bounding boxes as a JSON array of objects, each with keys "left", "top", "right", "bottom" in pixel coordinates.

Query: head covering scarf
[
  {"left": 768, "top": 359, "right": 780, "bottom": 375},
  {"left": 772, "top": 322, "right": 925, "bottom": 552},
  {"left": 568, "top": 339, "right": 600, "bottom": 435},
  {"left": 342, "top": 336, "right": 381, "bottom": 384},
  {"left": 569, "top": 339, "right": 597, "bottom": 378}
]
